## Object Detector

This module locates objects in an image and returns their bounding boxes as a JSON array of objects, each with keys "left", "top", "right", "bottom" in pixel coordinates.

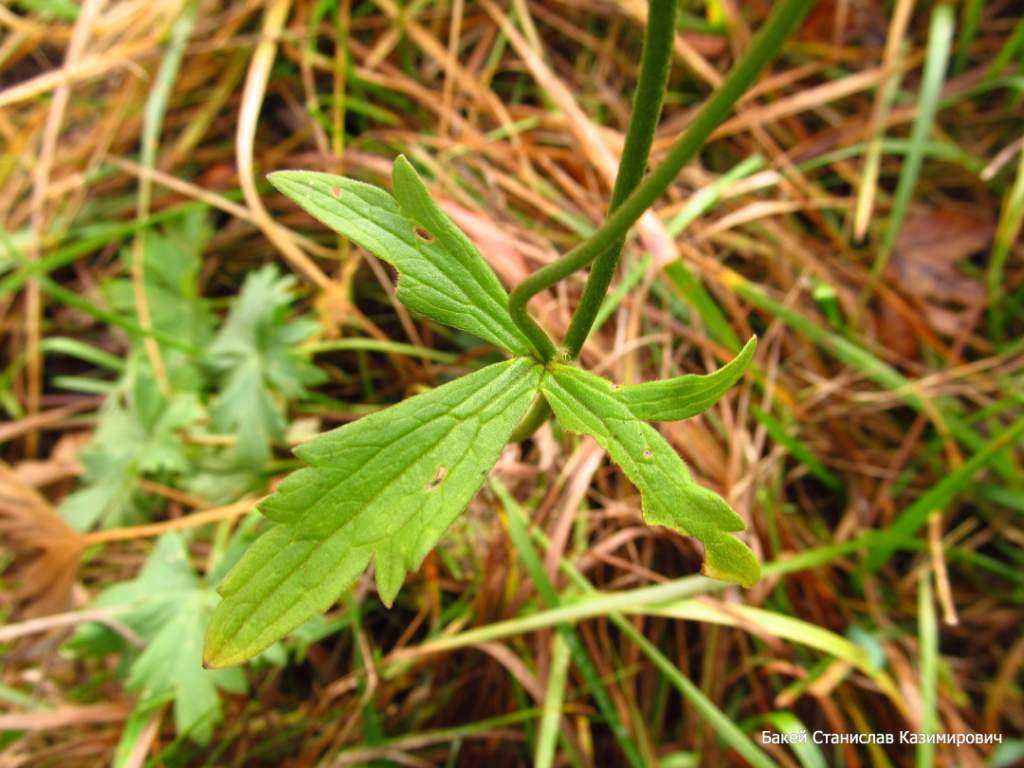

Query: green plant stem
[
  {"left": 562, "top": 0, "right": 677, "bottom": 358},
  {"left": 535, "top": 632, "right": 571, "bottom": 768},
  {"left": 507, "top": 0, "right": 675, "bottom": 438},
  {"left": 508, "top": 0, "right": 814, "bottom": 362}
]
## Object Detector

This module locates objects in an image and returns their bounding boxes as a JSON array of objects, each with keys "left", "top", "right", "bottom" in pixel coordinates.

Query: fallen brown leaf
[{"left": 881, "top": 202, "right": 994, "bottom": 353}]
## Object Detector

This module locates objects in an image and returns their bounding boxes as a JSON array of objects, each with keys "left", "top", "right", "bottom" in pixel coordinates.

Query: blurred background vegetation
[{"left": 1, "top": 0, "right": 1023, "bottom": 765}]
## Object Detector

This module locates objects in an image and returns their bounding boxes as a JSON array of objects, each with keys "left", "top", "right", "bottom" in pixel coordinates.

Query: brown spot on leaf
[{"left": 426, "top": 465, "right": 447, "bottom": 491}]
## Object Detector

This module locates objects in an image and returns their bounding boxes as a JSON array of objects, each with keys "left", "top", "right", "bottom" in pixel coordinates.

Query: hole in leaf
[
  {"left": 330, "top": 186, "right": 343, "bottom": 198},
  {"left": 642, "top": 448, "right": 653, "bottom": 459},
  {"left": 426, "top": 465, "right": 447, "bottom": 491},
  {"left": 414, "top": 226, "right": 434, "bottom": 243}
]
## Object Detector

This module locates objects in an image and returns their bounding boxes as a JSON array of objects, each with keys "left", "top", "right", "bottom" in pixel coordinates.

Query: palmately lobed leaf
[
  {"left": 541, "top": 360, "right": 760, "bottom": 588},
  {"left": 103, "top": 208, "right": 216, "bottom": 351},
  {"left": 204, "top": 358, "right": 542, "bottom": 667},
  {"left": 74, "top": 534, "right": 247, "bottom": 745},
  {"left": 59, "top": 364, "right": 203, "bottom": 531},
  {"left": 205, "top": 264, "right": 325, "bottom": 466},
  {"left": 268, "top": 161, "right": 531, "bottom": 356}
]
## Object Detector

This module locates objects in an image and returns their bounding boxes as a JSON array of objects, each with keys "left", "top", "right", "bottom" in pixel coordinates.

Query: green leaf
[
  {"left": 205, "top": 358, "right": 542, "bottom": 667},
  {"left": 617, "top": 336, "right": 756, "bottom": 421},
  {"left": 136, "top": 210, "right": 216, "bottom": 346},
  {"left": 113, "top": 693, "right": 174, "bottom": 768},
  {"left": 205, "top": 264, "right": 325, "bottom": 466},
  {"left": 74, "top": 534, "right": 247, "bottom": 745},
  {"left": 58, "top": 363, "right": 203, "bottom": 531},
  {"left": 390, "top": 156, "right": 530, "bottom": 349},
  {"left": 540, "top": 364, "right": 759, "bottom": 587},
  {"left": 267, "top": 160, "right": 531, "bottom": 356},
  {"left": 103, "top": 209, "right": 215, "bottom": 390}
]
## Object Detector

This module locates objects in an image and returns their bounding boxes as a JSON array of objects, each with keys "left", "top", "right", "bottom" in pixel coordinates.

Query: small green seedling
[{"left": 204, "top": 0, "right": 813, "bottom": 667}]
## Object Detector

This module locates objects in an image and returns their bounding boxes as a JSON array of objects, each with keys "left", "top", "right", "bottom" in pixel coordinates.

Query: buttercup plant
[{"left": 205, "top": 0, "right": 813, "bottom": 667}]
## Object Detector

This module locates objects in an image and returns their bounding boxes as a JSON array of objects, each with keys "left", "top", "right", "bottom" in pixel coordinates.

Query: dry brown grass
[{"left": 1, "top": 0, "right": 1023, "bottom": 765}]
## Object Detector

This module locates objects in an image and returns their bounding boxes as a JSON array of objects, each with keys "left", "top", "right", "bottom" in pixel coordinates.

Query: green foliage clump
[
  {"left": 59, "top": 367, "right": 202, "bottom": 530},
  {"left": 59, "top": 213, "right": 322, "bottom": 530},
  {"left": 204, "top": 160, "right": 758, "bottom": 667},
  {"left": 205, "top": 265, "right": 326, "bottom": 467},
  {"left": 60, "top": 210, "right": 324, "bottom": 742},
  {"left": 69, "top": 533, "right": 248, "bottom": 745}
]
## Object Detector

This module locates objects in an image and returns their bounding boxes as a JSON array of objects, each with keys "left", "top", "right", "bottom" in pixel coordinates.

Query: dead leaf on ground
[
  {"left": 799, "top": 0, "right": 888, "bottom": 45},
  {"left": 681, "top": 32, "right": 728, "bottom": 59},
  {"left": 889, "top": 203, "right": 992, "bottom": 304},
  {"left": 882, "top": 202, "right": 994, "bottom": 348},
  {"left": 876, "top": 296, "right": 919, "bottom": 360}
]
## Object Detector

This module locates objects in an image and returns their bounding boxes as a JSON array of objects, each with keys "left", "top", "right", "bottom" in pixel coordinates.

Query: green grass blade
[
  {"left": 327, "top": 708, "right": 544, "bottom": 765},
  {"left": 498, "top": 480, "right": 775, "bottom": 768},
  {"left": 305, "top": 337, "right": 457, "bottom": 362},
  {"left": 866, "top": 414, "right": 1024, "bottom": 570},
  {"left": 758, "top": 712, "right": 827, "bottom": 768},
  {"left": 610, "top": 613, "right": 775, "bottom": 768},
  {"left": 497, "top": 479, "right": 647, "bottom": 768},
  {"left": 651, "top": 601, "right": 895, "bottom": 693},
  {"left": 591, "top": 253, "right": 651, "bottom": 334},
  {"left": 535, "top": 632, "right": 571, "bottom": 768},
  {"left": 917, "top": 572, "right": 938, "bottom": 768},
  {"left": 853, "top": 46, "right": 905, "bottom": 242},
  {"left": 50, "top": 376, "right": 116, "bottom": 395},
  {"left": 724, "top": 269, "right": 1017, "bottom": 483},
  {"left": 41, "top": 336, "right": 127, "bottom": 372},
  {"left": 657, "top": 154, "right": 766, "bottom": 351},
  {"left": 751, "top": 405, "right": 843, "bottom": 491},
  {"left": 0, "top": 203, "right": 209, "bottom": 300},
  {"left": 140, "top": 3, "right": 197, "bottom": 189},
  {"left": 953, "top": 0, "right": 984, "bottom": 74},
  {"left": 113, "top": 694, "right": 173, "bottom": 768},
  {"left": 641, "top": 156, "right": 766, "bottom": 353},
  {"left": 988, "top": 143, "right": 1024, "bottom": 339},
  {"left": 665, "top": 156, "right": 766, "bottom": 238},
  {"left": 983, "top": 18, "right": 1024, "bottom": 87},
  {"left": 664, "top": 261, "right": 742, "bottom": 352},
  {"left": 868, "top": 4, "right": 955, "bottom": 289},
  {"left": 0, "top": 233, "right": 195, "bottom": 353}
]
